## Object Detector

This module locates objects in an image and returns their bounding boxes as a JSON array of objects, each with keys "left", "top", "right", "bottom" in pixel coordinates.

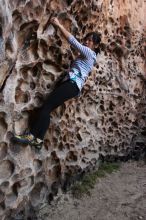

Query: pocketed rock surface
[
  {"left": 38, "top": 161, "right": 146, "bottom": 220},
  {"left": 0, "top": 0, "right": 146, "bottom": 218}
]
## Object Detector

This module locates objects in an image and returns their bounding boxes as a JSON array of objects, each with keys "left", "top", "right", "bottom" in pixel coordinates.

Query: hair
[
  {"left": 84, "top": 32, "right": 101, "bottom": 45},
  {"left": 84, "top": 32, "right": 101, "bottom": 54}
]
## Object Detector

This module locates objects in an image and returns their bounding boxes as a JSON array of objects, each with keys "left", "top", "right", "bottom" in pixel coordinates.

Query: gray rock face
[{"left": 0, "top": 0, "right": 145, "bottom": 218}]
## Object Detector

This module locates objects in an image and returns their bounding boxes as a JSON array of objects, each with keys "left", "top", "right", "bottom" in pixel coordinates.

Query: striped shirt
[{"left": 67, "top": 35, "right": 97, "bottom": 91}]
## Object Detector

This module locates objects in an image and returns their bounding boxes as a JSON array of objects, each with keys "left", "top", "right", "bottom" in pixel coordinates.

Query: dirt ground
[{"left": 38, "top": 161, "right": 146, "bottom": 220}]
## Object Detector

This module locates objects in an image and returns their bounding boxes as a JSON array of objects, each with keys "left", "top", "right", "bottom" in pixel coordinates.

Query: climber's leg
[
  {"left": 30, "top": 80, "right": 79, "bottom": 139},
  {"left": 13, "top": 80, "right": 79, "bottom": 146}
]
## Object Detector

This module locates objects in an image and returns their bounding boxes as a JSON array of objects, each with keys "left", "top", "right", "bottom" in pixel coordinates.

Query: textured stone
[
  {"left": 0, "top": 0, "right": 145, "bottom": 218},
  {"left": 0, "top": 160, "right": 14, "bottom": 181}
]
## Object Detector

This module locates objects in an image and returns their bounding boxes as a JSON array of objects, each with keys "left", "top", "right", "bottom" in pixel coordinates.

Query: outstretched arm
[
  {"left": 51, "top": 17, "right": 93, "bottom": 58},
  {"left": 51, "top": 17, "right": 71, "bottom": 40}
]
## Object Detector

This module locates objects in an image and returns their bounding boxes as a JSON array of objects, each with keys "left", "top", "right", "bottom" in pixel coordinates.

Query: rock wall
[{"left": 0, "top": 0, "right": 146, "bottom": 218}]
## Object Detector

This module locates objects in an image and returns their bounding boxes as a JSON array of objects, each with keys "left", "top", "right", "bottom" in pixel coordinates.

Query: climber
[{"left": 13, "top": 17, "right": 101, "bottom": 148}]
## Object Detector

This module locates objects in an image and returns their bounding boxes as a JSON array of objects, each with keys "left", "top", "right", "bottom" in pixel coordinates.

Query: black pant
[{"left": 30, "top": 80, "right": 79, "bottom": 140}]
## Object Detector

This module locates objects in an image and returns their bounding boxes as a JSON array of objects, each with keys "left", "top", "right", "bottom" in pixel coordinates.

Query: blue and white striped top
[{"left": 67, "top": 35, "right": 97, "bottom": 91}]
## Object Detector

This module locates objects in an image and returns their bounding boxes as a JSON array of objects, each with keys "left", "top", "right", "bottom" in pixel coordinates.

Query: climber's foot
[{"left": 12, "top": 133, "right": 43, "bottom": 149}]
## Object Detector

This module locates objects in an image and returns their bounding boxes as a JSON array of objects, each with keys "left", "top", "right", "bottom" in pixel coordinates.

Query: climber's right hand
[{"left": 50, "top": 17, "right": 61, "bottom": 27}]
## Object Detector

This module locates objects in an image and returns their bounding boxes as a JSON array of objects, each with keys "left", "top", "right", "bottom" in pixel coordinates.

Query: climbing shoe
[{"left": 13, "top": 133, "right": 43, "bottom": 148}]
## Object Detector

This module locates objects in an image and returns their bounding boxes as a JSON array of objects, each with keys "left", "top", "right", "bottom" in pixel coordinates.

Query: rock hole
[
  {"left": 32, "top": 63, "right": 42, "bottom": 77},
  {"left": 51, "top": 181, "right": 59, "bottom": 195},
  {"left": 51, "top": 151, "right": 60, "bottom": 165},
  {"left": 66, "top": 151, "right": 78, "bottom": 162},
  {"left": 5, "top": 191, "right": 17, "bottom": 208},
  {"left": 0, "top": 202, "right": 5, "bottom": 216},
  {"left": 66, "top": 0, "right": 73, "bottom": 6},
  {"left": 58, "top": 142, "right": 64, "bottom": 151},
  {"left": 50, "top": 165, "right": 61, "bottom": 180},
  {"left": 30, "top": 182, "right": 47, "bottom": 207},
  {"left": 0, "top": 189, "right": 5, "bottom": 203},
  {"left": 47, "top": 193, "right": 53, "bottom": 203},
  {"left": 9, "top": 142, "right": 22, "bottom": 155},
  {"left": 0, "top": 117, "right": 7, "bottom": 140},
  {"left": 108, "top": 127, "right": 113, "bottom": 133},
  {"left": 13, "top": 176, "right": 34, "bottom": 194},
  {"left": 34, "top": 92, "right": 44, "bottom": 106},
  {"left": 0, "top": 142, "right": 7, "bottom": 160},
  {"left": 0, "top": 160, "right": 14, "bottom": 181},
  {"left": 30, "top": 82, "right": 36, "bottom": 90},
  {"left": 76, "top": 133, "right": 82, "bottom": 141},
  {"left": 15, "top": 88, "right": 30, "bottom": 104},
  {"left": 20, "top": 168, "right": 32, "bottom": 178},
  {"left": 33, "top": 159, "right": 42, "bottom": 172},
  {"left": 111, "top": 121, "right": 118, "bottom": 128},
  {"left": 43, "top": 72, "right": 55, "bottom": 81},
  {"left": 0, "top": 181, "right": 9, "bottom": 193},
  {"left": 5, "top": 37, "right": 13, "bottom": 53}
]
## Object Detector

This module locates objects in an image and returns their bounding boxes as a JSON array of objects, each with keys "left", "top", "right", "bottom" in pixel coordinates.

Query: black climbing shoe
[{"left": 13, "top": 133, "right": 43, "bottom": 148}]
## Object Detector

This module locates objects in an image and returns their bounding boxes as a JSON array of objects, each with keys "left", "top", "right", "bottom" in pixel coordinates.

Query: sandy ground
[{"left": 38, "top": 161, "right": 146, "bottom": 220}]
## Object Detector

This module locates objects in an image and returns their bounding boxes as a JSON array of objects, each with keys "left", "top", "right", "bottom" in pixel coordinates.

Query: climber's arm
[
  {"left": 50, "top": 17, "right": 92, "bottom": 58},
  {"left": 50, "top": 17, "right": 71, "bottom": 40}
]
